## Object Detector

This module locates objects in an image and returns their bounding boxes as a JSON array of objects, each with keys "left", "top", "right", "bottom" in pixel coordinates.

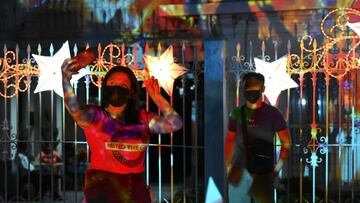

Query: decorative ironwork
[
  {"left": 288, "top": 8, "right": 360, "bottom": 77},
  {"left": 0, "top": 119, "right": 17, "bottom": 161}
]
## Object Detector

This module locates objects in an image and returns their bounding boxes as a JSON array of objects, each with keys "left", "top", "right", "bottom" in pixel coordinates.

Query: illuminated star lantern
[
  {"left": 33, "top": 41, "right": 71, "bottom": 98},
  {"left": 143, "top": 46, "right": 188, "bottom": 96},
  {"left": 205, "top": 177, "right": 223, "bottom": 203},
  {"left": 254, "top": 56, "right": 298, "bottom": 105},
  {"left": 347, "top": 22, "right": 360, "bottom": 36}
]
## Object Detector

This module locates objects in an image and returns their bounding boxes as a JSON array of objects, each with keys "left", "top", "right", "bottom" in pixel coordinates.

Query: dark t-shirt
[{"left": 228, "top": 102, "right": 287, "bottom": 174}]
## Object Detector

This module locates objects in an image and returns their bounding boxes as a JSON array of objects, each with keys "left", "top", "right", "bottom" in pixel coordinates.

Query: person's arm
[
  {"left": 53, "top": 150, "right": 63, "bottom": 162},
  {"left": 274, "top": 128, "right": 291, "bottom": 174},
  {"left": 225, "top": 130, "right": 236, "bottom": 172},
  {"left": 62, "top": 59, "right": 95, "bottom": 129},
  {"left": 143, "top": 77, "right": 182, "bottom": 134}
]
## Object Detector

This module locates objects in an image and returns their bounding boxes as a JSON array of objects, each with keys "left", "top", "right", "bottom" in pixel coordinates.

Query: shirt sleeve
[
  {"left": 273, "top": 109, "right": 287, "bottom": 132},
  {"left": 139, "top": 110, "right": 156, "bottom": 128},
  {"left": 84, "top": 105, "right": 103, "bottom": 124},
  {"left": 228, "top": 108, "right": 240, "bottom": 132}
]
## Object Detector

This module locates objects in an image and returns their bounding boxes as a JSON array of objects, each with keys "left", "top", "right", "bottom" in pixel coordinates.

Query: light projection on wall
[
  {"left": 19, "top": 0, "right": 360, "bottom": 42},
  {"left": 159, "top": 0, "right": 359, "bottom": 41}
]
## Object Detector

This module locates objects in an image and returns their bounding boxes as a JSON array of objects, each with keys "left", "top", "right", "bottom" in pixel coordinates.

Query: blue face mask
[
  {"left": 103, "top": 86, "right": 130, "bottom": 107},
  {"left": 244, "top": 90, "right": 261, "bottom": 104}
]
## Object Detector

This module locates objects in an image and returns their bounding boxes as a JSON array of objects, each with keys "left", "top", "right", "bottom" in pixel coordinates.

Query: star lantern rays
[
  {"left": 254, "top": 56, "right": 298, "bottom": 106},
  {"left": 143, "top": 45, "right": 188, "bottom": 96}
]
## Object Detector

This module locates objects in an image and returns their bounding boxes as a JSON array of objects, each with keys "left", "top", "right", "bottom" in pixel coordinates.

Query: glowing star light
[
  {"left": 33, "top": 41, "right": 71, "bottom": 98},
  {"left": 254, "top": 56, "right": 298, "bottom": 105},
  {"left": 143, "top": 46, "right": 188, "bottom": 96}
]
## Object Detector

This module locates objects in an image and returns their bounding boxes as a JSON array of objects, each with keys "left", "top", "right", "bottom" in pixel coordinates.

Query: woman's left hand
[{"left": 143, "top": 76, "right": 161, "bottom": 98}]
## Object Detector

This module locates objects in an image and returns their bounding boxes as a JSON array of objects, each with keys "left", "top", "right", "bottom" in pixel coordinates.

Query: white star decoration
[
  {"left": 70, "top": 67, "right": 90, "bottom": 86},
  {"left": 33, "top": 41, "right": 71, "bottom": 97},
  {"left": 33, "top": 41, "right": 89, "bottom": 98},
  {"left": 254, "top": 56, "right": 298, "bottom": 105},
  {"left": 143, "top": 46, "right": 188, "bottom": 96},
  {"left": 205, "top": 177, "right": 223, "bottom": 203},
  {"left": 347, "top": 22, "right": 360, "bottom": 36}
]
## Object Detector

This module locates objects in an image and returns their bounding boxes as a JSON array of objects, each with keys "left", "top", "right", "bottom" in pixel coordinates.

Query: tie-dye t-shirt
[{"left": 83, "top": 106, "right": 155, "bottom": 174}]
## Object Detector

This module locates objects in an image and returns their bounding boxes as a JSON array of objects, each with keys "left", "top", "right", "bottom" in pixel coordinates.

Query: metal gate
[{"left": 0, "top": 40, "right": 205, "bottom": 202}]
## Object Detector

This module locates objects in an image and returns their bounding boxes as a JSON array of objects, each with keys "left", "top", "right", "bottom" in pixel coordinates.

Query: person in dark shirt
[{"left": 225, "top": 72, "right": 291, "bottom": 203}]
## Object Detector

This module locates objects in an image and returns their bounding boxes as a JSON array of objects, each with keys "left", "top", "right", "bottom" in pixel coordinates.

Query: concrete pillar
[{"left": 204, "top": 39, "right": 227, "bottom": 200}]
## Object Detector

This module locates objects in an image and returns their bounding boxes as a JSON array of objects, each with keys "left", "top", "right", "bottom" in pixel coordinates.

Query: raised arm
[
  {"left": 143, "top": 77, "right": 182, "bottom": 134},
  {"left": 62, "top": 59, "right": 95, "bottom": 129}
]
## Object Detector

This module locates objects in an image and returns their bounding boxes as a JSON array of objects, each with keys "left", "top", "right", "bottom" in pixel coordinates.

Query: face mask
[
  {"left": 244, "top": 90, "right": 261, "bottom": 104},
  {"left": 103, "top": 86, "right": 130, "bottom": 107}
]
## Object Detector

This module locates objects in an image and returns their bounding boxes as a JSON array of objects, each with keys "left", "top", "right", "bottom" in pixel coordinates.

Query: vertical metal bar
[
  {"left": 37, "top": 43, "right": 43, "bottom": 201},
  {"left": 193, "top": 44, "right": 199, "bottom": 203},
  {"left": 158, "top": 114, "right": 162, "bottom": 202},
  {"left": 51, "top": 89, "right": 55, "bottom": 201},
  {"left": 286, "top": 40, "right": 292, "bottom": 203},
  {"left": 351, "top": 48, "right": 356, "bottom": 203},
  {"left": 351, "top": 106, "right": 355, "bottom": 202},
  {"left": 74, "top": 81, "right": 78, "bottom": 203},
  {"left": 261, "top": 41, "right": 265, "bottom": 61},
  {"left": 84, "top": 43, "right": 91, "bottom": 202},
  {"left": 39, "top": 91, "right": 43, "bottom": 200},
  {"left": 170, "top": 95, "right": 174, "bottom": 203},
  {"left": 181, "top": 43, "right": 187, "bottom": 203},
  {"left": 338, "top": 78, "right": 343, "bottom": 203},
  {"left": 311, "top": 72, "right": 317, "bottom": 203},
  {"left": 235, "top": 42, "right": 241, "bottom": 107},
  {"left": 62, "top": 87, "right": 66, "bottom": 203},
  {"left": 26, "top": 44, "right": 32, "bottom": 201},
  {"left": 146, "top": 92, "right": 150, "bottom": 185},
  {"left": 325, "top": 62, "right": 330, "bottom": 203},
  {"left": 157, "top": 42, "right": 162, "bottom": 202},
  {"left": 15, "top": 44, "right": 20, "bottom": 202},
  {"left": 49, "top": 43, "right": 55, "bottom": 201},
  {"left": 273, "top": 41, "right": 278, "bottom": 202},
  {"left": 299, "top": 73, "right": 304, "bottom": 203},
  {"left": 73, "top": 43, "right": 79, "bottom": 203},
  {"left": 3, "top": 91, "right": 7, "bottom": 203},
  {"left": 3, "top": 44, "right": 8, "bottom": 203},
  {"left": 144, "top": 42, "right": 150, "bottom": 187},
  {"left": 286, "top": 86, "right": 291, "bottom": 203},
  {"left": 85, "top": 43, "right": 91, "bottom": 169},
  {"left": 249, "top": 41, "right": 253, "bottom": 68}
]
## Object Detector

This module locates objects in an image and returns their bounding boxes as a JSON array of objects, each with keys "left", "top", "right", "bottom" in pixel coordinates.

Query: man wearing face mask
[{"left": 225, "top": 72, "right": 291, "bottom": 203}]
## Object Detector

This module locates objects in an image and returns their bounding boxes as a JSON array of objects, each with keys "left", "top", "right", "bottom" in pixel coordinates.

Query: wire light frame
[{"left": 288, "top": 8, "right": 360, "bottom": 77}]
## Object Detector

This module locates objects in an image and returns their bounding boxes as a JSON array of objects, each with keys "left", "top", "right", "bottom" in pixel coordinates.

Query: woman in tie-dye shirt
[{"left": 62, "top": 61, "right": 182, "bottom": 203}]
